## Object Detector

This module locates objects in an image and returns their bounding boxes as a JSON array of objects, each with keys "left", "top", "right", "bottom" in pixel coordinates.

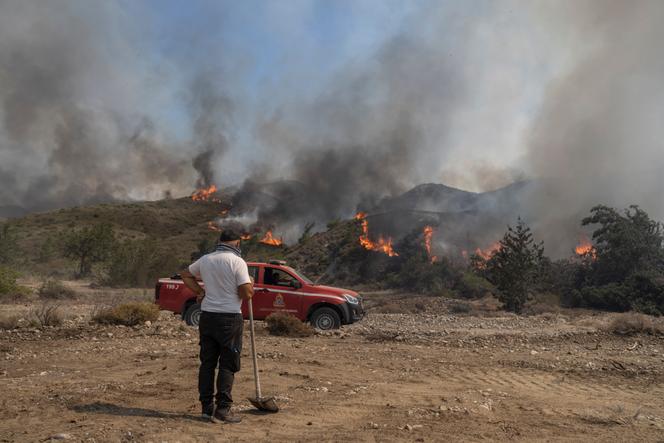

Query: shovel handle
[{"left": 248, "top": 298, "right": 262, "bottom": 398}]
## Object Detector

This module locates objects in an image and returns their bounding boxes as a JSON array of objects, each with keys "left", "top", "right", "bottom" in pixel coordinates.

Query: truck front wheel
[
  {"left": 310, "top": 307, "right": 341, "bottom": 330},
  {"left": 183, "top": 303, "right": 201, "bottom": 326}
]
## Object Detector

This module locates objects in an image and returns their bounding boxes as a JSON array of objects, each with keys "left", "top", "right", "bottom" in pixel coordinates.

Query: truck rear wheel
[
  {"left": 183, "top": 303, "right": 201, "bottom": 326},
  {"left": 310, "top": 307, "right": 341, "bottom": 330}
]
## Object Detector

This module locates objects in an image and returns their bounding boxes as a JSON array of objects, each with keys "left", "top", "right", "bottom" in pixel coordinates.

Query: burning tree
[
  {"left": 568, "top": 205, "right": 664, "bottom": 315},
  {"left": 354, "top": 212, "right": 398, "bottom": 257},
  {"left": 483, "top": 218, "right": 543, "bottom": 313},
  {"left": 582, "top": 205, "right": 663, "bottom": 285},
  {"left": 63, "top": 223, "right": 115, "bottom": 278}
]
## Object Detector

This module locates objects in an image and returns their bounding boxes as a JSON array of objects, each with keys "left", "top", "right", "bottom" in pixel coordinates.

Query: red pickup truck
[{"left": 155, "top": 260, "right": 364, "bottom": 330}]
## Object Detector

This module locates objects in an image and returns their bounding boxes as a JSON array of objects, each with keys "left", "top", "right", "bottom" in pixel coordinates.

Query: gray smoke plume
[
  {"left": 2, "top": 0, "right": 663, "bottom": 259},
  {"left": 0, "top": 1, "right": 230, "bottom": 213},
  {"left": 232, "top": 12, "right": 476, "bottom": 240},
  {"left": 189, "top": 74, "right": 233, "bottom": 188},
  {"left": 524, "top": 0, "right": 664, "bottom": 257}
]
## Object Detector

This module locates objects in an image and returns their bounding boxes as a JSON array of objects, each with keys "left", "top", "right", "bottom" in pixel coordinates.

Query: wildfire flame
[
  {"left": 354, "top": 212, "right": 398, "bottom": 257},
  {"left": 260, "top": 230, "right": 283, "bottom": 246},
  {"left": 423, "top": 226, "right": 438, "bottom": 263},
  {"left": 575, "top": 235, "right": 597, "bottom": 259},
  {"left": 191, "top": 185, "right": 219, "bottom": 202},
  {"left": 207, "top": 221, "right": 221, "bottom": 232},
  {"left": 240, "top": 234, "right": 252, "bottom": 241},
  {"left": 474, "top": 242, "right": 501, "bottom": 261}
]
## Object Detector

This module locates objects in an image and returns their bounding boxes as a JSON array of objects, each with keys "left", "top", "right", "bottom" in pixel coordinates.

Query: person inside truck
[
  {"left": 264, "top": 268, "right": 294, "bottom": 287},
  {"left": 180, "top": 227, "right": 254, "bottom": 424}
]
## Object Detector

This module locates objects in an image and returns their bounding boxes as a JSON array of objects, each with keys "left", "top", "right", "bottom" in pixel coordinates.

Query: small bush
[
  {"left": 0, "top": 266, "right": 19, "bottom": 295},
  {"left": 0, "top": 314, "right": 20, "bottom": 330},
  {"left": 523, "top": 293, "right": 561, "bottom": 316},
  {"left": 92, "top": 302, "right": 159, "bottom": 326},
  {"left": 31, "top": 304, "right": 63, "bottom": 328},
  {"left": 605, "top": 313, "right": 662, "bottom": 336},
  {"left": 579, "top": 284, "right": 632, "bottom": 312},
  {"left": 265, "top": 312, "right": 313, "bottom": 337},
  {"left": 38, "top": 280, "right": 77, "bottom": 300},
  {"left": 448, "top": 301, "right": 472, "bottom": 314},
  {"left": 104, "top": 239, "right": 179, "bottom": 288},
  {"left": 455, "top": 272, "right": 495, "bottom": 299}
]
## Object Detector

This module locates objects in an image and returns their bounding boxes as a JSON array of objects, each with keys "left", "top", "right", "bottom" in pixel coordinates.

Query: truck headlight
[{"left": 343, "top": 294, "right": 359, "bottom": 304}]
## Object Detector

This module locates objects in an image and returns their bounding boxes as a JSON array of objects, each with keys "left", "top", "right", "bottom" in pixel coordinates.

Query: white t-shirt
[{"left": 189, "top": 250, "right": 251, "bottom": 314}]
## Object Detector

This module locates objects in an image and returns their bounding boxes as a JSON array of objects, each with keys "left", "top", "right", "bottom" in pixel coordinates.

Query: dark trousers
[{"left": 198, "top": 311, "right": 243, "bottom": 407}]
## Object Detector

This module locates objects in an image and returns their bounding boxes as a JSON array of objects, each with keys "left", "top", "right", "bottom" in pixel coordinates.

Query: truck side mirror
[{"left": 290, "top": 279, "right": 302, "bottom": 289}]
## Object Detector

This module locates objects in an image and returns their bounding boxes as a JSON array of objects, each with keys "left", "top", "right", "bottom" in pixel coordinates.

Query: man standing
[{"left": 181, "top": 228, "right": 254, "bottom": 424}]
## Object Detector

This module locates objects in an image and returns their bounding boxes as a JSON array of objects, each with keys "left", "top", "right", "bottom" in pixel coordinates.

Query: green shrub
[
  {"left": 38, "top": 280, "right": 77, "bottom": 300},
  {"left": 0, "top": 266, "right": 19, "bottom": 295},
  {"left": 455, "top": 272, "right": 495, "bottom": 299},
  {"left": 92, "top": 302, "right": 159, "bottom": 326},
  {"left": 64, "top": 223, "right": 115, "bottom": 277},
  {"left": 579, "top": 283, "right": 632, "bottom": 312},
  {"left": 265, "top": 312, "right": 313, "bottom": 337},
  {"left": 0, "top": 224, "right": 19, "bottom": 265},
  {"left": 104, "top": 239, "right": 179, "bottom": 288}
]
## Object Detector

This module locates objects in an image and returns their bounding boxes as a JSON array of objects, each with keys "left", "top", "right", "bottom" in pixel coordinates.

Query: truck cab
[{"left": 155, "top": 260, "right": 364, "bottom": 330}]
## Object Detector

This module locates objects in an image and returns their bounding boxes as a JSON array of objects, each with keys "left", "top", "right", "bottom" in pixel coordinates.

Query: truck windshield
[{"left": 285, "top": 266, "right": 313, "bottom": 285}]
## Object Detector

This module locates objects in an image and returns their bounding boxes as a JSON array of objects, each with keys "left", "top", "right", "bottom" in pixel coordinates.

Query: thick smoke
[
  {"left": 189, "top": 74, "right": 233, "bottom": 188},
  {"left": 0, "top": 1, "right": 230, "bottom": 213},
  {"left": 524, "top": 0, "right": 664, "bottom": 257},
  {"left": 233, "top": 12, "right": 477, "bottom": 239},
  {"left": 2, "top": 0, "right": 663, "bottom": 259}
]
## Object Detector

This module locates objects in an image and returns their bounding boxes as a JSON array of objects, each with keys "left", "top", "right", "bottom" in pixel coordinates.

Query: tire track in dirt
[{"left": 439, "top": 365, "right": 664, "bottom": 401}]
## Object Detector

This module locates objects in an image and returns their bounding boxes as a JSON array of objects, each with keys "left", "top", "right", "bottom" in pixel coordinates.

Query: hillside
[
  {"left": 1, "top": 180, "right": 530, "bottom": 279},
  {"left": 5, "top": 197, "right": 225, "bottom": 274}
]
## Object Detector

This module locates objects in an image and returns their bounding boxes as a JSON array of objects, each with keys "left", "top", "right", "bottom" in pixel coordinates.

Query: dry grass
[
  {"left": 578, "top": 404, "right": 641, "bottom": 426},
  {"left": 91, "top": 302, "right": 159, "bottom": 326},
  {"left": 448, "top": 301, "right": 473, "bottom": 314},
  {"left": 264, "top": 312, "right": 314, "bottom": 337},
  {"left": 604, "top": 313, "right": 663, "bottom": 336},
  {"left": 0, "top": 313, "right": 20, "bottom": 330},
  {"left": 38, "top": 279, "right": 77, "bottom": 300},
  {"left": 30, "top": 304, "right": 63, "bottom": 328}
]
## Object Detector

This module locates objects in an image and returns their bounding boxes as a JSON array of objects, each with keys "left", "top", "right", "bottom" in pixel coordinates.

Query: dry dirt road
[{"left": 1, "top": 295, "right": 664, "bottom": 442}]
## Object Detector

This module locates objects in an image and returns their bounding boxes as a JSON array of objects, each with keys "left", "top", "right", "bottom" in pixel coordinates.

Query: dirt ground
[{"left": 1, "top": 288, "right": 664, "bottom": 442}]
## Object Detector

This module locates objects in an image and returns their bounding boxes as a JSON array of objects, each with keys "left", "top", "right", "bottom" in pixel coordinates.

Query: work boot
[
  {"left": 213, "top": 406, "right": 242, "bottom": 424},
  {"left": 201, "top": 402, "right": 214, "bottom": 421}
]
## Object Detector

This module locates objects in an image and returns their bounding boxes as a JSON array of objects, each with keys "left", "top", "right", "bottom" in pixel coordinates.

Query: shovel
[{"left": 247, "top": 298, "right": 279, "bottom": 413}]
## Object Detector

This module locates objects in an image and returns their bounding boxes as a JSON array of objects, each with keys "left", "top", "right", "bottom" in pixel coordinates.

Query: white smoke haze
[
  {"left": 523, "top": 0, "right": 664, "bottom": 256},
  {"left": 0, "top": 0, "right": 663, "bottom": 257}
]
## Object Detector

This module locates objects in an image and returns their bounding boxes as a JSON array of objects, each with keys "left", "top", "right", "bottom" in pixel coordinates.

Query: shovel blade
[{"left": 248, "top": 396, "right": 279, "bottom": 413}]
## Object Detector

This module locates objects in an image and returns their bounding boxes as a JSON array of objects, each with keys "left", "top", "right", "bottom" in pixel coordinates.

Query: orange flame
[
  {"left": 260, "top": 230, "right": 283, "bottom": 246},
  {"left": 575, "top": 235, "right": 597, "bottom": 259},
  {"left": 192, "top": 185, "right": 219, "bottom": 202},
  {"left": 207, "top": 221, "right": 221, "bottom": 232},
  {"left": 474, "top": 242, "right": 501, "bottom": 261},
  {"left": 423, "top": 226, "right": 438, "bottom": 263},
  {"left": 354, "top": 212, "right": 398, "bottom": 257},
  {"left": 240, "top": 234, "right": 252, "bottom": 241}
]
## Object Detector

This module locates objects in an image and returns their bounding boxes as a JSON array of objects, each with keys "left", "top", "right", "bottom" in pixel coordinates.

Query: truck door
[
  {"left": 258, "top": 267, "right": 303, "bottom": 318},
  {"left": 242, "top": 265, "right": 265, "bottom": 319}
]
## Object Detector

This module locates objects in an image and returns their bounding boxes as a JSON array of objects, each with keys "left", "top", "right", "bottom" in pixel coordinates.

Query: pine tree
[{"left": 486, "top": 218, "right": 543, "bottom": 313}]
